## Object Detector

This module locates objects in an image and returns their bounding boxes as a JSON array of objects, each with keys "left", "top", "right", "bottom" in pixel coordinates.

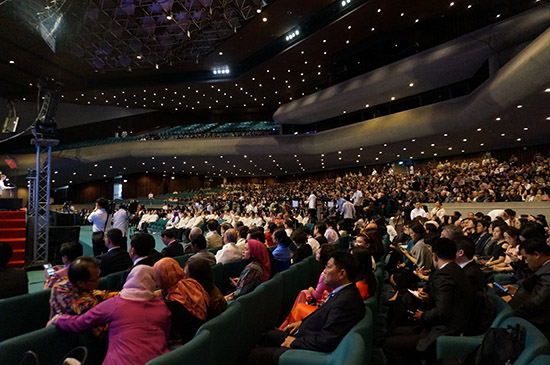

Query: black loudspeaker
[
  {"left": 0, "top": 198, "right": 22, "bottom": 210},
  {"left": 50, "top": 211, "right": 78, "bottom": 226},
  {"left": 48, "top": 226, "right": 81, "bottom": 264}
]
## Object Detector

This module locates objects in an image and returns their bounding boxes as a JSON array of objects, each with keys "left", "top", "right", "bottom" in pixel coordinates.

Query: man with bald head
[{"left": 215, "top": 228, "right": 242, "bottom": 264}]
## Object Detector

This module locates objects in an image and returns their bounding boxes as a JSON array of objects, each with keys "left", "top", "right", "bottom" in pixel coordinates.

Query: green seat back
[
  {"left": 0, "top": 289, "right": 51, "bottom": 342},
  {"left": 147, "top": 330, "right": 210, "bottom": 365}
]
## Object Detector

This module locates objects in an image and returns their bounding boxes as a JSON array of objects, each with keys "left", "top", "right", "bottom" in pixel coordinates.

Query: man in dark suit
[
  {"left": 96, "top": 228, "right": 132, "bottom": 277},
  {"left": 508, "top": 238, "right": 550, "bottom": 339},
  {"left": 248, "top": 251, "right": 365, "bottom": 365},
  {"left": 120, "top": 233, "right": 162, "bottom": 288},
  {"left": 160, "top": 229, "right": 184, "bottom": 258},
  {"left": 313, "top": 223, "right": 328, "bottom": 245},
  {"left": 384, "top": 238, "right": 474, "bottom": 364}
]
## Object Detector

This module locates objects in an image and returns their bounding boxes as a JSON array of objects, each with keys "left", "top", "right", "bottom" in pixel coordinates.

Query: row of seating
[{"left": 437, "top": 290, "right": 550, "bottom": 365}]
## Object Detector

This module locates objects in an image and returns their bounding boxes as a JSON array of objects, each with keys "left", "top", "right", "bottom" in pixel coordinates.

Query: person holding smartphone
[{"left": 43, "top": 241, "right": 83, "bottom": 289}]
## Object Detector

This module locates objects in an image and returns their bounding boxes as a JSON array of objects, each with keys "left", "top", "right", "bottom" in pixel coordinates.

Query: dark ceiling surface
[{"left": 0, "top": 0, "right": 549, "bottom": 188}]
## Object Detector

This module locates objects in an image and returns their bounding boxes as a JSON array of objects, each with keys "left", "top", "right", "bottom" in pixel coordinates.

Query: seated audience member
[
  {"left": 491, "top": 226, "right": 522, "bottom": 272},
  {"left": 473, "top": 220, "right": 492, "bottom": 256},
  {"left": 383, "top": 238, "right": 474, "bottom": 364},
  {"left": 154, "top": 258, "right": 209, "bottom": 344},
  {"left": 185, "top": 259, "right": 228, "bottom": 319},
  {"left": 481, "top": 222, "right": 507, "bottom": 269},
  {"left": 272, "top": 229, "right": 292, "bottom": 272},
  {"left": 506, "top": 238, "right": 550, "bottom": 339},
  {"left": 248, "top": 251, "right": 365, "bottom": 365},
  {"left": 0, "top": 242, "right": 28, "bottom": 299},
  {"left": 187, "top": 234, "right": 216, "bottom": 266},
  {"left": 236, "top": 225, "right": 249, "bottom": 250},
  {"left": 50, "top": 257, "right": 112, "bottom": 337},
  {"left": 278, "top": 244, "right": 337, "bottom": 329},
  {"left": 324, "top": 219, "right": 339, "bottom": 244},
  {"left": 215, "top": 228, "right": 242, "bottom": 264},
  {"left": 50, "top": 266, "right": 171, "bottom": 364},
  {"left": 96, "top": 229, "right": 132, "bottom": 277},
  {"left": 440, "top": 224, "right": 464, "bottom": 241},
  {"left": 129, "top": 233, "right": 162, "bottom": 267},
  {"left": 160, "top": 229, "right": 184, "bottom": 258},
  {"left": 165, "top": 210, "right": 180, "bottom": 229},
  {"left": 313, "top": 223, "right": 328, "bottom": 245},
  {"left": 291, "top": 229, "right": 313, "bottom": 263},
  {"left": 44, "top": 241, "right": 83, "bottom": 289},
  {"left": 226, "top": 239, "right": 271, "bottom": 300},
  {"left": 247, "top": 227, "right": 266, "bottom": 245},
  {"left": 454, "top": 236, "right": 496, "bottom": 335},
  {"left": 265, "top": 222, "right": 277, "bottom": 247},
  {"left": 350, "top": 246, "right": 376, "bottom": 299},
  {"left": 399, "top": 221, "right": 433, "bottom": 270},
  {"left": 183, "top": 227, "right": 202, "bottom": 254},
  {"left": 205, "top": 219, "right": 223, "bottom": 249}
]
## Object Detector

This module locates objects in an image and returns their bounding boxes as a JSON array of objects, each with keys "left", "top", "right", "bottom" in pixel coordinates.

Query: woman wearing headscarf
[
  {"left": 49, "top": 265, "right": 171, "bottom": 365},
  {"left": 154, "top": 257, "right": 210, "bottom": 345},
  {"left": 184, "top": 258, "right": 227, "bottom": 319},
  {"left": 226, "top": 239, "right": 271, "bottom": 300}
]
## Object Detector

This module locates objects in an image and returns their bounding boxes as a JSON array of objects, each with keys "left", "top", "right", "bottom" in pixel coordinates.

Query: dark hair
[
  {"left": 267, "top": 222, "right": 278, "bottom": 234},
  {"left": 96, "top": 198, "right": 109, "bottom": 209},
  {"left": 237, "top": 225, "right": 249, "bottom": 239},
  {"left": 330, "top": 251, "right": 358, "bottom": 282},
  {"left": 191, "top": 234, "right": 207, "bottom": 250},
  {"left": 442, "top": 224, "right": 464, "bottom": 240},
  {"left": 520, "top": 238, "right": 550, "bottom": 256},
  {"left": 220, "top": 222, "right": 232, "bottom": 232},
  {"left": 206, "top": 219, "right": 219, "bottom": 232},
  {"left": 273, "top": 229, "right": 292, "bottom": 247},
  {"left": 59, "top": 241, "right": 83, "bottom": 262},
  {"left": 284, "top": 219, "right": 294, "bottom": 228},
  {"left": 476, "top": 220, "right": 490, "bottom": 229},
  {"left": 504, "top": 226, "right": 520, "bottom": 240},
  {"left": 505, "top": 209, "right": 516, "bottom": 217},
  {"left": 130, "top": 233, "right": 156, "bottom": 257},
  {"left": 160, "top": 229, "right": 176, "bottom": 239},
  {"left": 408, "top": 221, "right": 426, "bottom": 240},
  {"left": 68, "top": 257, "right": 99, "bottom": 284},
  {"left": 186, "top": 259, "right": 216, "bottom": 293},
  {"left": 106, "top": 228, "right": 124, "bottom": 246},
  {"left": 291, "top": 229, "right": 308, "bottom": 246},
  {"left": 521, "top": 224, "right": 546, "bottom": 241},
  {"left": 350, "top": 246, "right": 376, "bottom": 296},
  {"left": 454, "top": 236, "right": 475, "bottom": 260},
  {"left": 0, "top": 242, "right": 13, "bottom": 267},
  {"left": 319, "top": 244, "right": 337, "bottom": 267},
  {"left": 248, "top": 227, "right": 266, "bottom": 243},
  {"left": 315, "top": 222, "right": 327, "bottom": 235},
  {"left": 432, "top": 238, "right": 457, "bottom": 261}
]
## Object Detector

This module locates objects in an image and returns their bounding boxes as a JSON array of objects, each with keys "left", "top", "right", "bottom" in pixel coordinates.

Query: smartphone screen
[
  {"left": 44, "top": 263, "right": 55, "bottom": 276},
  {"left": 493, "top": 282, "right": 508, "bottom": 293}
]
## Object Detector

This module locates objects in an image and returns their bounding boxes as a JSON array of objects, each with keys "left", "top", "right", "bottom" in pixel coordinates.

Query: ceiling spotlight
[
  {"left": 409, "top": 82, "right": 414, "bottom": 87},
  {"left": 136, "top": 54, "right": 142, "bottom": 59},
  {"left": 256, "top": 8, "right": 262, "bottom": 13},
  {"left": 262, "top": 17, "right": 267, "bottom": 22},
  {"left": 9, "top": 60, "right": 14, "bottom": 64},
  {"left": 166, "top": 13, "right": 173, "bottom": 20}
]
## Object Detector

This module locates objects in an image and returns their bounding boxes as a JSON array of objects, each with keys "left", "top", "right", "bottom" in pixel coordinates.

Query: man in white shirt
[
  {"left": 430, "top": 201, "right": 446, "bottom": 220},
  {"left": 215, "top": 229, "right": 242, "bottom": 264},
  {"left": 308, "top": 192, "right": 317, "bottom": 222},
  {"left": 112, "top": 203, "right": 130, "bottom": 250},
  {"left": 88, "top": 198, "right": 111, "bottom": 256},
  {"left": 410, "top": 202, "right": 427, "bottom": 221}
]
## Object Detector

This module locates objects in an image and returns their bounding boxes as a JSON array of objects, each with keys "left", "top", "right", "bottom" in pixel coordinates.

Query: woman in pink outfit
[{"left": 50, "top": 265, "right": 171, "bottom": 365}]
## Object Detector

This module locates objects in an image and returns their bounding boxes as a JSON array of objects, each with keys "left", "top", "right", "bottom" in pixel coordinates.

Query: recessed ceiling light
[
  {"left": 524, "top": 127, "right": 528, "bottom": 131},
  {"left": 390, "top": 96, "right": 395, "bottom": 101},
  {"left": 443, "top": 133, "right": 448, "bottom": 137},
  {"left": 545, "top": 88, "right": 550, "bottom": 92},
  {"left": 450, "top": 2, "right": 455, "bottom": 6},
  {"left": 415, "top": 19, "right": 419, "bottom": 23},
  {"left": 517, "top": 105, "right": 523, "bottom": 108},
  {"left": 477, "top": 128, "right": 482, "bottom": 131},
  {"left": 409, "top": 83, "right": 414, "bottom": 87},
  {"left": 9, "top": 60, "right": 14, "bottom": 64},
  {"left": 517, "top": 138, "right": 522, "bottom": 141},
  {"left": 501, "top": 133, "right": 506, "bottom": 137},
  {"left": 463, "top": 138, "right": 467, "bottom": 142},
  {"left": 262, "top": 17, "right": 267, "bottom": 22},
  {"left": 495, "top": 117, "right": 501, "bottom": 121}
]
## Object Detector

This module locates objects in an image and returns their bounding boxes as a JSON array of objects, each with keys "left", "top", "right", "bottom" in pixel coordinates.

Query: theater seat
[
  {"left": 147, "top": 330, "right": 210, "bottom": 365},
  {"left": 0, "top": 326, "right": 79, "bottom": 365},
  {"left": 0, "top": 289, "right": 51, "bottom": 342},
  {"left": 529, "top": 354, "right": 550, "bottom": 365},
  {"left": 437, "top": 317, "right": 550, "bottom": 365},
  {"left": 278, "top": 332, "right": 368, "bottom": 365}
]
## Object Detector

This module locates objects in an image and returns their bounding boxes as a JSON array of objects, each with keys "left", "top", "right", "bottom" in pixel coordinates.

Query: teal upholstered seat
[
  {"left": 0, "top": 289, "right": 51, "bottom": 342},
  {"left": 147, "top": 330, "right": 210, "bottom": 365}
]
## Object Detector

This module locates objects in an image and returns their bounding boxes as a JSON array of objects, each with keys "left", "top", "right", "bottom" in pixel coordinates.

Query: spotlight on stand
[{"left": 32, "top": 77, "right": 63, "bottom": 140}]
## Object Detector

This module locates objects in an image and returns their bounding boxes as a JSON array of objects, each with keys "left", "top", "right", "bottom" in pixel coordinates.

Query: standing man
[
  {"left": 410, "top": 202, "right": 427, "bottom": 221},
  {"left": 341, "top": 197, "right": 356, "bottom": 233},
  {"left": 112, "top": 203, "right": 130, "bottom": 251},
  {"left": 307, "top": 192, "right": 317, "bottom": 223},
  {"left": 88, "top": 198, "right": 111, "bottom": 256},
  {"left": 351, "top": 186, "right": 363, "bottom": 218}
]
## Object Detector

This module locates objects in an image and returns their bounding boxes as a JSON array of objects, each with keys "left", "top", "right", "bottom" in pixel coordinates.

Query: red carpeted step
[
  {"left": 0, "top": 228, "right": 26, "bottom": 239},
  {"left": 0, "top": 219, "right": 26, "bottom": 229},
  {"left": 0, "top": 211, "right": 26, "bottom": 220}
]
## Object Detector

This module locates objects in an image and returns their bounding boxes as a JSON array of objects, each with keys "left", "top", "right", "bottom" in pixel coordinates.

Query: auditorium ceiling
[{"left": 0, "top": 0, "right": 549, "bottom": 187}]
